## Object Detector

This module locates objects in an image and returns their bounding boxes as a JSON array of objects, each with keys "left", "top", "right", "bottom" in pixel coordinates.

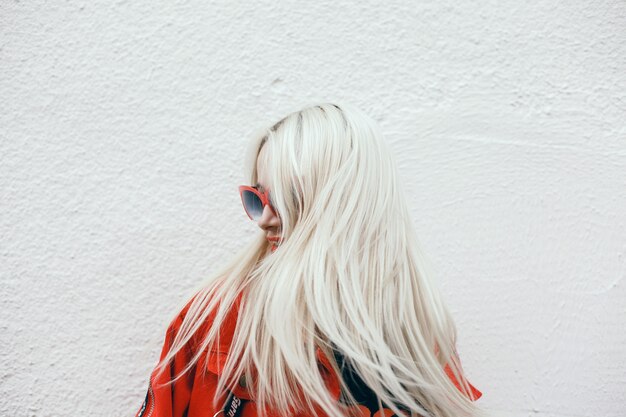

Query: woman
[{"left": 135, "top": 103, "right": 482, "bottom": 417}]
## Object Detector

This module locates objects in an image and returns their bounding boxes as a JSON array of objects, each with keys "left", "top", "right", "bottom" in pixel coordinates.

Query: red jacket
[{"left": 135, "top": 293, "right": 481, "bottom": 417}]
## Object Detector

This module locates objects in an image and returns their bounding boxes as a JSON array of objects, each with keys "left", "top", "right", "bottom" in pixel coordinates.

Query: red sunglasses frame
[{"left": 238, "top": 185, "right": 277, "bottom": 221}]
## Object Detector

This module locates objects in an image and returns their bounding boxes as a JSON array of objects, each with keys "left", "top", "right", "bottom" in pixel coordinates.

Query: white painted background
[{"left": 1, "top": 1, "right": 625, "bottom": 416}]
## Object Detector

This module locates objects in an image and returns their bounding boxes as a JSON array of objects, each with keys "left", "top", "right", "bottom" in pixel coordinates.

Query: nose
[{"left": 257, "top": 205, "right": 280, "bottom": 231}]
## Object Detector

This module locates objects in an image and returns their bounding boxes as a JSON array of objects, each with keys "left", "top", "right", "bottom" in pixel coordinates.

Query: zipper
[
  {"left": 136, "top": 381, "right": 155, "bottom": 417},
  {"left": 146, "top": 382, "right": 155, "bottom": 417}
]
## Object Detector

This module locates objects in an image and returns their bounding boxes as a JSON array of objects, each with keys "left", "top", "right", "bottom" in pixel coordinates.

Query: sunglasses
[{"left": 238, "top": 185, "right": 278, "bottom": 221}]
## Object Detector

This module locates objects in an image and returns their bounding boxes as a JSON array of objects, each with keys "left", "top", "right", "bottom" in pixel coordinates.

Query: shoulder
[
  {"left": 164, "top": 292, "right": 199, "bottom": 336},
  {"left": 165, "top": 289, "right": 245, "bottom": 362},
  {"left": 168, "top": 288, "right": 243, "bottom": 329}
]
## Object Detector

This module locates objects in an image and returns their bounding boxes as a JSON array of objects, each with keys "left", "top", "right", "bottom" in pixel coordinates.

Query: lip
[{"left": 266, "top": 236, "right": 281, "bottom": 242}]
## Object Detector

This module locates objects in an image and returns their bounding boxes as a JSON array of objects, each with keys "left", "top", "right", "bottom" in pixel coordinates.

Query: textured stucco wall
[{"left": 1, "top": 1, "right": 625, "bottom": 416}]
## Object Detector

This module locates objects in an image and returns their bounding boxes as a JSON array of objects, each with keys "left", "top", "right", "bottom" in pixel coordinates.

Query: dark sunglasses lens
[{"left": 242, "top": 190, "right": 263, "bottom": 220}]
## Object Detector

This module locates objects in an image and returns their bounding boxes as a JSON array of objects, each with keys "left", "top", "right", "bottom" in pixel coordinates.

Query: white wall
[{"left": 1, "top": 1, "right": 624, "bottom": 416}]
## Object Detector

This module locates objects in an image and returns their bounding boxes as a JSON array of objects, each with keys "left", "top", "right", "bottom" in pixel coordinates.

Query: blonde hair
[{"left": 154, "top": 103, "right": 481, "bottom": 417}]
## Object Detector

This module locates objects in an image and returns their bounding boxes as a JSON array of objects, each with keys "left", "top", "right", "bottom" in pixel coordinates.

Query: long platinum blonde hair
[{"left": 154, "top": 103, "right": 481, "bottom": 417}]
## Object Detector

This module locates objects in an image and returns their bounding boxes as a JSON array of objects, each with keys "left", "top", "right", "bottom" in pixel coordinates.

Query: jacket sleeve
[
  {"left": 135, "top": 302, "right": 198, "bottom": 417},
  {"left": 443, "top": 362, "right": 482, "bottom": 401}
]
